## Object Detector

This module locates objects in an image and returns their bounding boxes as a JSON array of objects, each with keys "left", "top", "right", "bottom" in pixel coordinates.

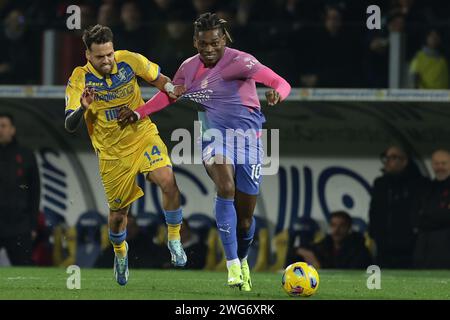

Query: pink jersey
[
  {"left": 173, "top": 47, "right": 266, "bottom": 132},
  {"left": 135, "top": 47, "right": 291, "bottom": 134}
]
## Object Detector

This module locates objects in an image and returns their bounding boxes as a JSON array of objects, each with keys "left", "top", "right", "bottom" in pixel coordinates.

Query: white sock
[{"left": 226, "top": 258, "right": 241, "bottom": 269}]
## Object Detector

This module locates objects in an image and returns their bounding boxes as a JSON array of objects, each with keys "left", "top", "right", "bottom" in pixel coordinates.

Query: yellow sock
[
  {"left": 167, "top": 224, "right": 181, "bottom": 241},
  {"left": 112, "top": 241, "right": 127, "bottom": 258}
]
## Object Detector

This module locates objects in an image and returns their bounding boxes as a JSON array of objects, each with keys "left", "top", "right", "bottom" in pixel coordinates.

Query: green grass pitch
[{"left": 0, "top": 267, "right": 449, "bottom": 300}]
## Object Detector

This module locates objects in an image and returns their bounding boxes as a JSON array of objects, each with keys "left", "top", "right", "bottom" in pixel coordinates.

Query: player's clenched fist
[
  {"left": 80, "top": 86, "right": 95, "bottom": 110},
  {"left": 172, "top": 85, "right": 186, "bottom": 98},
  {"left": 165, "top": 83, "right": 186, "bottom": 100},
  {"left": 265, "top": 89, "right": 281, "bottom": 106},
  {"left": 117, "top": 106, "right": 138, "bottom": 127}
]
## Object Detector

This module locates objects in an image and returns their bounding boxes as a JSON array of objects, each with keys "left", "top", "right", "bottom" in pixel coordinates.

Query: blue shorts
[{"left": 201, "top": 133, "right": 263, "bottom": 195}]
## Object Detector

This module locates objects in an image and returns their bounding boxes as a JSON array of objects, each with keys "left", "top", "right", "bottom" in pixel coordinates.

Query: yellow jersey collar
[{"left": 111, "top": 61, "right": 118, "bottom": 74}]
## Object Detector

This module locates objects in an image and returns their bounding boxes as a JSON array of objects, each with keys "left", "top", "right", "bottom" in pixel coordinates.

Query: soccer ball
[{"left": 281, "top": 262, "right": 320, "bottom": 297}]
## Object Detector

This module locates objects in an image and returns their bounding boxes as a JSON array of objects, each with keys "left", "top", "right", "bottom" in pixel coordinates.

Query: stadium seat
[
  {"left": 248, "top": 216, "right": 270, "bottom": 272},
  {"left": 214, "top": 246, "right": 227, "bottom": 271},
  {"left": 186, "top": 213, "right": 218, "bottom": 271},
  {"left": 187, "top": 213, "right": 215, "bottom": 243},
  {"left": 351, "top": 217, "right": 368, "bottom": 234},
  {"left": 43, "top": 210, "right": 68, "bottom": 266},
  {"left": 289, "top": 216, "right": 321, "bottom": 248},
  {"left": 269, "top": 230, "right": 289, "bottom": 272},
  {"left": 59, "top": 226, "right": 77, "bottom": 267},
  {"left": 270, "top": 216, "right": 322, "bottom": 272},
  {"left": 135, "top": 211, "right": 166, "bottom": 245},
  {"left": 75, "top": 210, "right": 107, "bottom": 268},
  {"left": 44, "top": 210, "right": 67, "bottom": 230},
  {"left": 100, "top": 225, "right": 110, "bottom": 250},
  {"left": 204, "top": 228, "right": 220, "bottom": 270},
  {"left": 363, "top": 232, "right": 376, "bottom": 258},
  {"left": 351, "top": 217, "right": 376, "bottom": 257}
]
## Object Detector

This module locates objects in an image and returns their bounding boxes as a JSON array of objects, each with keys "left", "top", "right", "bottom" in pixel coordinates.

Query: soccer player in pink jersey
[{"left": 118, "top": 13, "right": 291, "bottom": 291}]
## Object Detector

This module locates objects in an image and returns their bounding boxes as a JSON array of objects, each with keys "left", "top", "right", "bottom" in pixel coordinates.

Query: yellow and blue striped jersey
[{"left": 65, "top": 50, "right": 160, "bottom": 159}]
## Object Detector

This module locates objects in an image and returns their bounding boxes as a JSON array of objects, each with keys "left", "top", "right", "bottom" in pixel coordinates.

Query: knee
[
  {"left": 216, "top": 180, "right": 235, "bottom": 199},
  {"left": 110, "top": 209, "right": 127, "bottom": 226}
]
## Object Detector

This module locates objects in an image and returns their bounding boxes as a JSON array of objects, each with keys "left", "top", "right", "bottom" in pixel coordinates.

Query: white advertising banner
[{"left": 36, "top": 149, "right": 393, "bottom": 232}]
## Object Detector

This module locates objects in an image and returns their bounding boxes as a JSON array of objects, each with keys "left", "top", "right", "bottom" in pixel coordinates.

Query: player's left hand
[
  {"left": 168, "top": 85, "right": 186, "bottom": 100},
  {"left": 117, "top": 106, "right": 138, "bottom": 127},
  {"left": 265, "top": 89, "right": 281, "bottom": 106}
]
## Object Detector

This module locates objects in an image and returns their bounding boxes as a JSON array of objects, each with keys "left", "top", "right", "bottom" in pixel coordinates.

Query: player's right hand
[
  {"left": 118, "top": 107, "right": 138, "bottom": 127},
  {"left": 80, "top": 86, "right": 95, "bottom": 110}
]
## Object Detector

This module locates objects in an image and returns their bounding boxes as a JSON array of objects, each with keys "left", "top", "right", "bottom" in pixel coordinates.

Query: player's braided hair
[
  {"left": 82, "top": 24, "right": 114, "bottom": 50},
  {"left": 194, "top": 12, "right": 233, "bottom": 43}
]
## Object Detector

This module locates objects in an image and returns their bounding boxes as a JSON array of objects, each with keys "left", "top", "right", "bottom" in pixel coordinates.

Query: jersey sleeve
[
  {"left": 65, "top": 67, "right": 85, "bottom": 116},
  {"left": 135, "top": 59, "right": 188, "bottom": 118},
  {"left": 252, "top": 66, "right": 291, "bottom": 101},
  {"left": 120, "top": 50, "right": 160, "bottom": 83},
  {"left": 221, "top": 52, "right": 263, "bottom": 81},
  {"left": 171, "top": 58, "right": 189, "bottom": 85}
]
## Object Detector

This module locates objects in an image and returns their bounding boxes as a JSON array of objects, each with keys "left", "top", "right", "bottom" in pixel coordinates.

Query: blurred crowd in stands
[
  {"left": 1, "top": 1, "right": 450, "bottom": 271},
  {"left": 1, "top": 0, "right": 450, "bottom": 88},
  {"left": 2, "top": 112, "right": 450, "bottom": 270}
]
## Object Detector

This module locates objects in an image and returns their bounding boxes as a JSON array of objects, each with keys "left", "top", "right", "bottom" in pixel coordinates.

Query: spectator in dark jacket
[
  {"left": 114, "top": 1, "right": 150, "bottom": 55},
  {"left": 0, "top": 9, "right": 40, "bottom": 84},
  {"left": 0, "top": 113, "right": 40, "bottom": 266},
  {"left": 369, "top": 145, "right": 427, "bottom": 268},
  {"left": 294, "top": 211, "right": 372, "bottom": 269},
  {"left": 300, "top": 5, "right": 360, "bottom": 88},
  {"left": 151, "top": 11, "right": 195, "bottom": 78},
  {"left": 413, "top": 149, "right": 450, "bottom": 268}
]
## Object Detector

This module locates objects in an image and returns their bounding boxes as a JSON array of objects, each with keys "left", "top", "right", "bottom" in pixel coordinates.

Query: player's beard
[
  {"left": 99, "top": 63, "right": 112, "bottom": 75},
  {"left": 92, "top": 61, "right": 113, "bottom": 76}
]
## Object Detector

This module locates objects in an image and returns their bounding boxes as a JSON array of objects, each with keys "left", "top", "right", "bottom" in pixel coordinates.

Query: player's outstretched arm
[
  {"left": 221, "top": 53, "right": 291, "bottom": 106},
  {"left": 118, "top": 60, "right": 188, "bottom": 127},
  {"left": 150, "top": 73, "right": 186, "bottom": 99},
  {"left": 252, "top": 66, "right": 291, "bottom": 106},
  {"left": 117, "top": 90, "right": 180, "bottom": 126},
  {"left": 65, "top": 87, "right": 95, "bottom": 132}
]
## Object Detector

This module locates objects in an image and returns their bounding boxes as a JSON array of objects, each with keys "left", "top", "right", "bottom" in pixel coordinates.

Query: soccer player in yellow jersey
[{"left": 64, "top": 25, "right": 187, "bottom": 286}]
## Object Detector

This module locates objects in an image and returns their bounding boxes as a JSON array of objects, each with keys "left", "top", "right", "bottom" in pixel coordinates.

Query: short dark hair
[
  {"left": 194, "top": 12, "right": 232, "bottom": 42},
  {"left": 381, "top": 145, "right": 408, "bottom": 161},
  {"left": 424, "top": 27, "right": 441, "bottom": 41},
  {"left": 330, "top": 211, "right": 352, "bottom": 227},
  {"left": 82, "top": 24, "right": 113, "bottom": 50},
  {"left": 387, "top": 10, "right": 405, "bottom": 24},
  {"left": 0, "top": 112, "right": 15, "bottom": 126}
]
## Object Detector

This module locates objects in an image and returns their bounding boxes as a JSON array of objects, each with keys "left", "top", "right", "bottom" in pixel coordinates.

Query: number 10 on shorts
[{"left": 251, "top": 164, "right": 261, "bottom": 181}]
